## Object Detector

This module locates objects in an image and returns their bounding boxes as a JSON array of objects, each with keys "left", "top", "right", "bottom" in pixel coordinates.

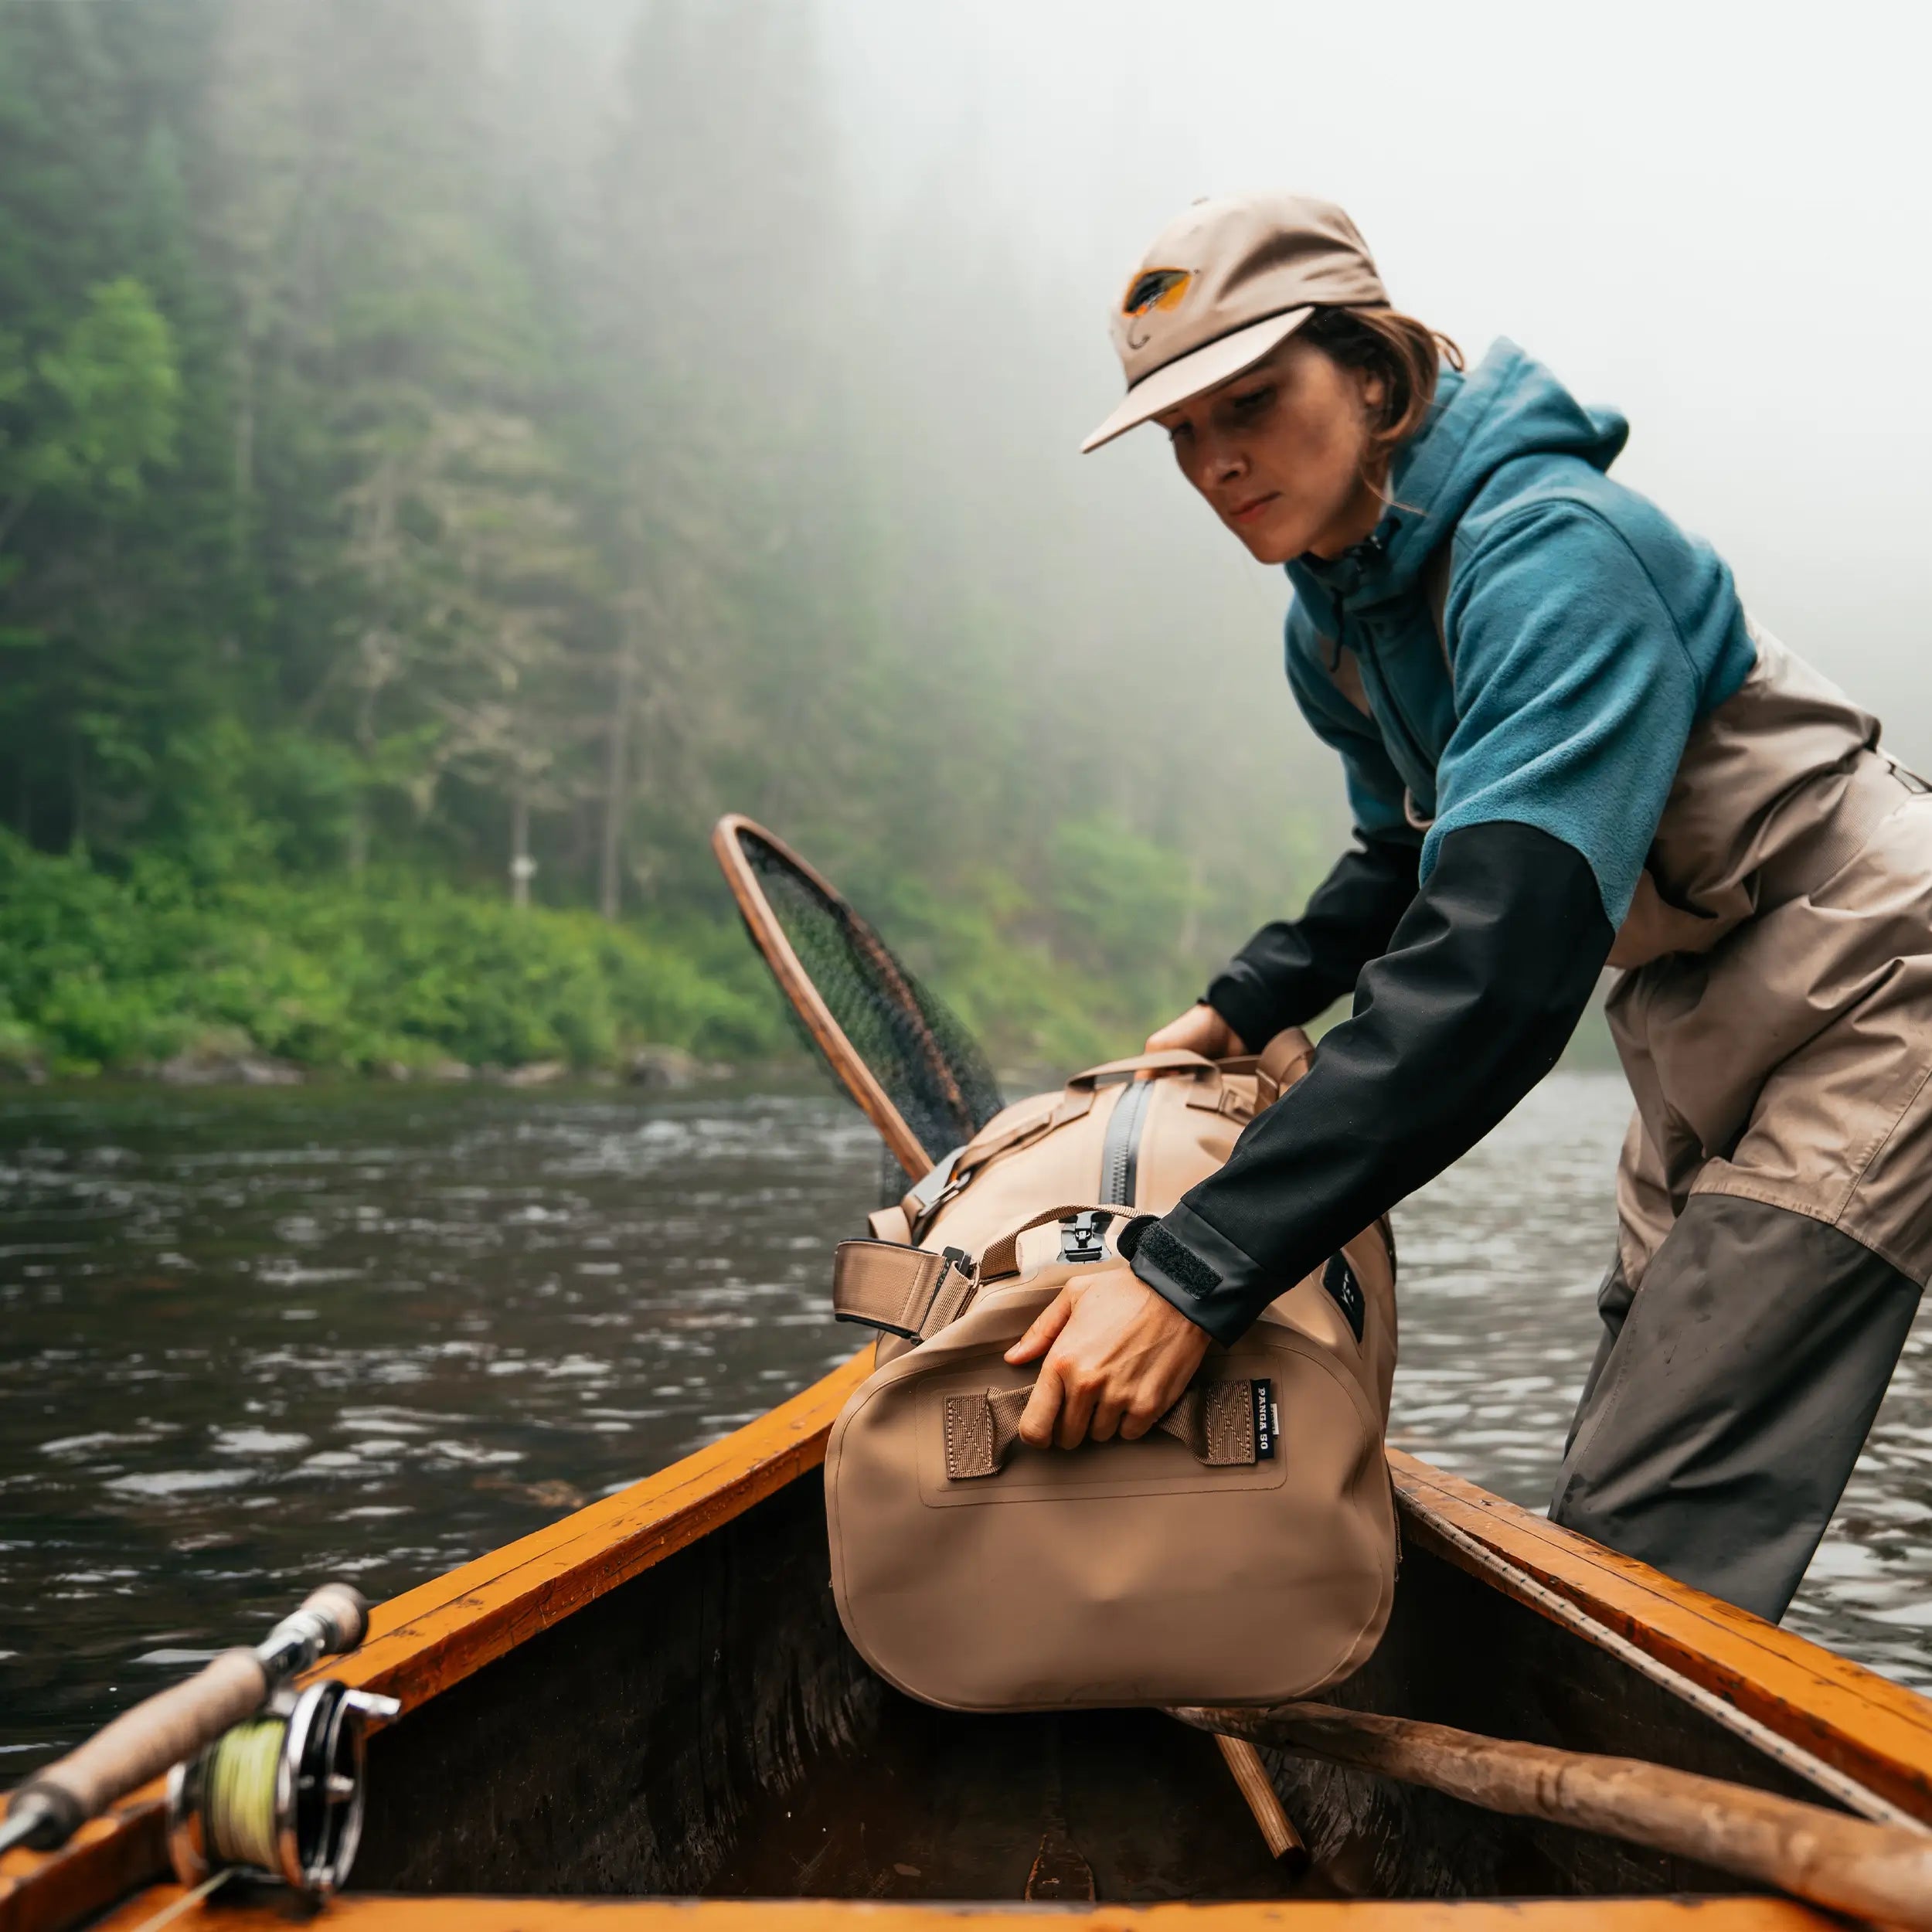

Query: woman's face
[{"left": 1155, "top": 338, "right": 1384, "bottom": 566}]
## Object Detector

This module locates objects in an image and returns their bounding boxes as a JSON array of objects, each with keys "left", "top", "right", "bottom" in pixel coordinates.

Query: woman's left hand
[{"left": 1004, "top": 1261, "right": 1211, "bottom": 1450}]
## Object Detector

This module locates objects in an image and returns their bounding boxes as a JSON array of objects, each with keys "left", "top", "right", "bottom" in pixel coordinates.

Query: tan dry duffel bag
[{"left": 821, "top": 1029, "right": 1398, "bottom": 1713}]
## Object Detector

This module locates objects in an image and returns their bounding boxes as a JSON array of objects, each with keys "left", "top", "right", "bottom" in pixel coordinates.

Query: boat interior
[
  {"left": 8, "top": 1358, "right": 1932, "bottom": 1930},
  {"left": 347, "top": 1471, "right": 1831, "bottom": 1907}
]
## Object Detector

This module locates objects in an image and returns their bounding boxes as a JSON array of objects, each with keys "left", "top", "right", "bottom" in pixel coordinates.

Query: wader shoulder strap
[{"left": 943, "top": 1377, "right": 1265, "bottom": 1479}]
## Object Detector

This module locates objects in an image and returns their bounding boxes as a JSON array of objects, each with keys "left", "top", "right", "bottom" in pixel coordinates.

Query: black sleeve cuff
[
  {"left": 1128, "top": 1205, "right": 1266, "bottom": 1346},
  {"left": 1141, "top": 821, "right": 1613, "bottom": 1342},
  {"left": 1202, "top": 965, "right": 1280, "bottom": 1056}
]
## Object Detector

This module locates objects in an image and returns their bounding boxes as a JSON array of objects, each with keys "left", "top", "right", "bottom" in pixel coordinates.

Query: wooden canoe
[{"left": 5, "top": 1349, "right": 1931, "bottom": 1932}]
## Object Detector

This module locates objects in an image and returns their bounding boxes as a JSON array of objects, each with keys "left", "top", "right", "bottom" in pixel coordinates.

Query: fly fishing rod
[{"left": 2, "top": 1582, "right": 399, "bottom": 1898}]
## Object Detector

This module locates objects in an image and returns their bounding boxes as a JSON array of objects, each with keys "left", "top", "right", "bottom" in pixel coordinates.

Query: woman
[{"left": 1006, "top": 189, "right": 1931, "bottom": 1622}]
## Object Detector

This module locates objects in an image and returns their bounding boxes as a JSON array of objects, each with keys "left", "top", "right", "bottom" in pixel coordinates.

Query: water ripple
[{"left": 0, "top": 1072, "right": 1924, "bottom": 1775}]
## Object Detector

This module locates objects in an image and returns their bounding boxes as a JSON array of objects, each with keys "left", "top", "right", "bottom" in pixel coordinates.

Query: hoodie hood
[
  {"left": 1274, "top": 330, "right": 1756, "bottom": 938},
  {"left": 1286, "top": 339, "right": 1628, "bottom": 614}
]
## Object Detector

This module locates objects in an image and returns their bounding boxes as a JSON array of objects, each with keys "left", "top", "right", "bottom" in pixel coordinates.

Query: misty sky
[{"left": 822, "top": 0, "right": 1932, "bottom": 764}]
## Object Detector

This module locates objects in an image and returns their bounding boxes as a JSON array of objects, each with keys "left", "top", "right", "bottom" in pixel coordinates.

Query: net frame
[{"left": 712, "top": 813, "right": 1000, "bottom": 1182}]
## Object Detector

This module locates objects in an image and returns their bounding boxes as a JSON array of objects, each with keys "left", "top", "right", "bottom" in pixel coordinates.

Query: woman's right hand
[{"left": 1145, "top": 1002, "right": 1241, "bottom": 1059}]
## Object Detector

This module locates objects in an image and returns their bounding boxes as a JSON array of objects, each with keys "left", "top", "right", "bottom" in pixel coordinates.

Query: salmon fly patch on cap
[
  {"left": 1084, "top": 192, "right": 1386, "bottom": 452},
  {"left": 1123, "top": 267, "right": 1192, "bottom": 317}
]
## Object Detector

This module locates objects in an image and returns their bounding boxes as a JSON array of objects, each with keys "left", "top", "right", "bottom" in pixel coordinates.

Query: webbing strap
[
  {"left": 901, "top": 1089, "right": 1100, "bottom": 1239},
  {"left": 832, "top": 1240, "right": 977, "bottom": 1342},
  {"left": 1254, "top": 1026, "right": 1315, "bottom": 1110},
  {"left": 977, "top": 1202, "right": 1137, "bottom": 1284},
  {"left": 943, "top": 1379, "right": 1262, "bottom": 1481}
]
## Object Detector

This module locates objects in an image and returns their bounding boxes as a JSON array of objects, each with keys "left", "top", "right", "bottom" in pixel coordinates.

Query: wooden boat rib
[{"left": 5, "top": 1350, "right": 1932, "bottom": 1930}]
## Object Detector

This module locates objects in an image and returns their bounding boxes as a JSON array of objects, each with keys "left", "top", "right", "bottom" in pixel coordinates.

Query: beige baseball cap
[{"left": 1080, "top": 191, "right": 1389, "bottom": 453}]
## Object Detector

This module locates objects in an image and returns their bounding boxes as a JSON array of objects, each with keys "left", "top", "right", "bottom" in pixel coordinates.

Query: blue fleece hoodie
[{"left": 1284, "top": 341, "right": 1756, "bottom": 926}]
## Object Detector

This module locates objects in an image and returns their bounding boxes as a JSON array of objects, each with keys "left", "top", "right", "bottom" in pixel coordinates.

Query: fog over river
[{"left": 2, "top": 1073, "right": 1927, "bottom": 1770}]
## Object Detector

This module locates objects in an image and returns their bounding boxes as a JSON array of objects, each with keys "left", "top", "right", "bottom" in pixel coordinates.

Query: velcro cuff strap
[
  {"left": 832, "top": 1240, "right": 975, "bottom": 1342},
  {"left": 943, "top": 1379, "right": 1260, "bottom": 1480}
]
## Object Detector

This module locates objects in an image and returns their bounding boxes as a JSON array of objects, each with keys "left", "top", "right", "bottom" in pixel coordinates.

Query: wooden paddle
[{"left": 1173, "top": 1699, "right": 1932, "bottom": 1925}]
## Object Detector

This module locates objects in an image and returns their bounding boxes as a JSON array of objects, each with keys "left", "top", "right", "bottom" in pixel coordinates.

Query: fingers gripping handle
[{"left": 944, "top": 1378, "right": 1264, "bottom": 1479}]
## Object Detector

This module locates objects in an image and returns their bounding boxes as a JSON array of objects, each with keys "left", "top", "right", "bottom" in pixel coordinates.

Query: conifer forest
[{"left": 0, "top": 1, "right": 1330, "bottom": 1079}]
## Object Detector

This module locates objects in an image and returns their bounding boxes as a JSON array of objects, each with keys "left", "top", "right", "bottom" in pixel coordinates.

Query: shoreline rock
[
  {"left": 625, "top": 1045, "right": 736, "bottom": 1087},
  {"left": 492, "top": 1060, "right": 567, "bottom": 1088},
  {"left": 157, "top": 1047, "right": 304, "bottom": 1087}
]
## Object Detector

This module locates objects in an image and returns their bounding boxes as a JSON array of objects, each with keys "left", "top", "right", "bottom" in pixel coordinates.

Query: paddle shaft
[
  {"left": 1176, "top": 1700, "right": 1932, "bottom": 1927},
  {"left": 1213, "top": 1733, "right": 1307, "bottom": 1866}
]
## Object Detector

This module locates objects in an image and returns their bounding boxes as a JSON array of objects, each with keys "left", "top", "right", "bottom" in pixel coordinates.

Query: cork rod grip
[
  {"left": 299, "top": 1581, "right": 369, "bottom": 1652},
  {"left": 22, "top": 1648, "right": 267, "bottom": 1822}
]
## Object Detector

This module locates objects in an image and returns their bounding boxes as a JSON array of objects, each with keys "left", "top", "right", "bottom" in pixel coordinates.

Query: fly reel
[{"left": 166, "top": 1679, "right": 400, "bottom": 1898}]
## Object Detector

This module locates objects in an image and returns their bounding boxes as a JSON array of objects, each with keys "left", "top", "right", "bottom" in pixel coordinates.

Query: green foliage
[
  {"left": 0, "top": 0, "right": 1344, "bottom": 1080},
  {"left": 7, "top": 276, "right": 179, "bottom": 507},
  {"left": 0, "top": 832, "right": 787, "bottom": 1076}
]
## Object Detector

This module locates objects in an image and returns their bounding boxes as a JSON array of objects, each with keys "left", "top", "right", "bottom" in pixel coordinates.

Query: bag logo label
[
  {"left": 1252, "top": 1378, "right": 1277, "bottom": 1461},
  {"left": 1322, "top": 1255, "right": 1365, "bottom": 1342}
]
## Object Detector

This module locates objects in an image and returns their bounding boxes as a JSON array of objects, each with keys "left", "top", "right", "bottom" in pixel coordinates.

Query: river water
[{"left": 2, "top": 1073, "right": 1927, "bottom": 1770}]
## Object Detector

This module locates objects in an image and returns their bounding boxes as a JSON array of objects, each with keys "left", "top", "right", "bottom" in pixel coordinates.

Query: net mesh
[{"left": 730, "top": 826, "right": 1004, "bottom": 1175}]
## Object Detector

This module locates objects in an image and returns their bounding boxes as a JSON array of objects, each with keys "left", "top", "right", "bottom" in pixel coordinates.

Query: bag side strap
[
  {"left": 832, "top": 1240, "right": 977, "bottom": 1342},
  {"left": 944, "top": 1377, "right": 1262, "bottom": 1480}
]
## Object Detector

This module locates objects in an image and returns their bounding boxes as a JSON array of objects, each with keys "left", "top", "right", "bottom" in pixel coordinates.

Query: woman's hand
[
  {"left": 1145, "top": 1001, "right": 1240, "bottom": 1059},
  {"left": 1004, "top": 1262, "right": 1212, "bottom": 1451}
]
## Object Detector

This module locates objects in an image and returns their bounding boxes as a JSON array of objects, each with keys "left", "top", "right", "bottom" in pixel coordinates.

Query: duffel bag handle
[
  {"left": 978, "top": 1202, "right": 1140, "bottom": 1285},
  {"left": 1066, "top": 1048, "right": 1215, "bottom": 1090},
  {"left": 944, "top": 1376, "right": 1269, "bottom": 1479}
]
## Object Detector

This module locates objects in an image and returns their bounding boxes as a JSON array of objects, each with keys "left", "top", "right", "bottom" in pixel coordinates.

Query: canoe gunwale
[
  {"left": 5, "top": 1353, "right": 1930, "bottom": 1931},
  {"left": 87, "top": 1891, "right": 1843, "bottom": 1930},
  {"left": 1391, "top": 1452, "right": 1932, "bottom": 1827}
]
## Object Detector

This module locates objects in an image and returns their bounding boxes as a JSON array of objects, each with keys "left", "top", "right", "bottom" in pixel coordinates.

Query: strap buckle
[{"left": 1059, "top": 1211, "right": 1108, "bottom": 1264}]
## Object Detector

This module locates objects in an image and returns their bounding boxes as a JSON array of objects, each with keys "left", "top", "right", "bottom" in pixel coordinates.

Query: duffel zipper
[{"left": 1099, "top": 1077, "right": 1155, "bottom": 1208}]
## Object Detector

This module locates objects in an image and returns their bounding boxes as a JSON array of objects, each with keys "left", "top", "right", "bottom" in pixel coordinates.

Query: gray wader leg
[
  {"left": 1549, "top": 1192, "right": 1920, "bottom": 1623},
  {"left": 1563, "top": 1249, "right": 1634, "bottom": 1456}
]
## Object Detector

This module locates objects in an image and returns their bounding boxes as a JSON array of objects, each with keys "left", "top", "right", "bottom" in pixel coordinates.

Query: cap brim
[{"left": 1078, "top": 306, "right": 1315, "bottom": 454}]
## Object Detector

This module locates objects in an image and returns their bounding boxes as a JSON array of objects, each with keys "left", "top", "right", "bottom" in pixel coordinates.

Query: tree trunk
[
  {"left": 599, "top": 626, "right": 638, "bottom": 921},
  {"left": 510, "top": 783, "right": 531, "bottom": 909},
  {"left": 231, "top": 335, "right": 256, "bottom": 571},
  {"left": 68, "top": 740, "right": 86, "bottom": 853}
]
